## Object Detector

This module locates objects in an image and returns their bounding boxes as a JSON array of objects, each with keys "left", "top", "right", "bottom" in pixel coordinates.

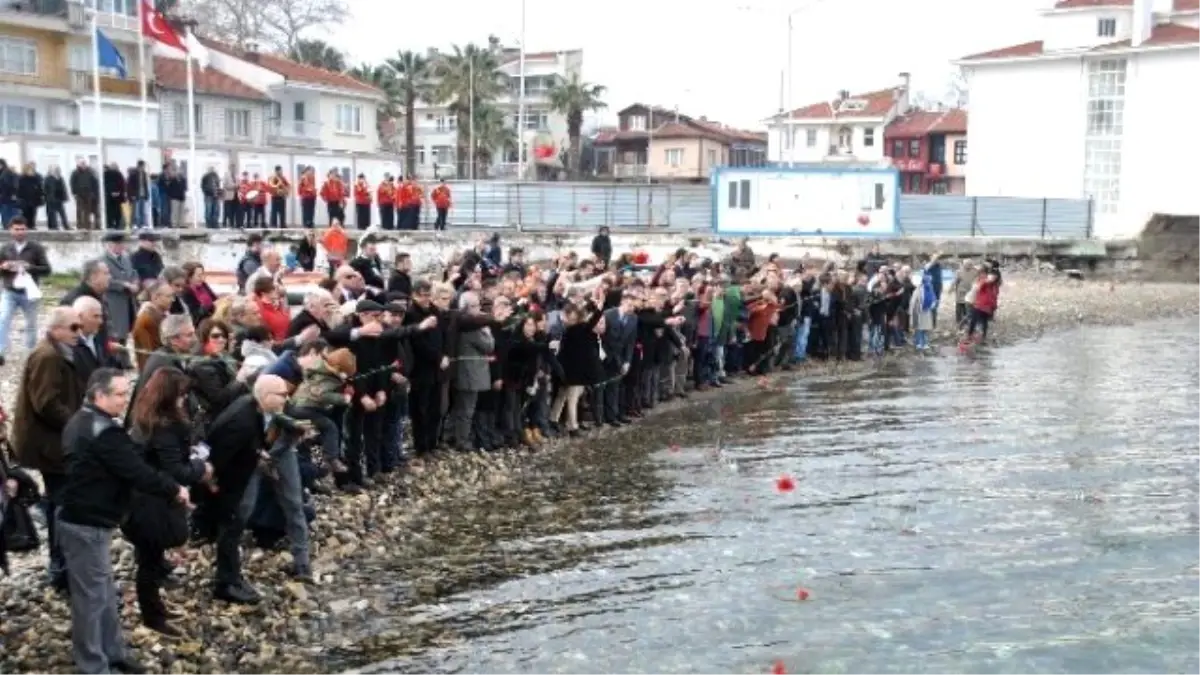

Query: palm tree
[
  {"left": 430, "top": 43, "right": 506, "bottom": 178},
  {"left": 548, "top": 74, "right": 606, "bottom": 179},
  {"left": 471, "top": 104, "right": 516, "bottom": 178},
  {"left": 384, "top": 50, "right": 434, "bottom": 178},
  {"left": 348, "top": 63, "right": 400, "bottom": 150},
  {"left": 289, "top": 39, "right": 347, "bottom": 72}
]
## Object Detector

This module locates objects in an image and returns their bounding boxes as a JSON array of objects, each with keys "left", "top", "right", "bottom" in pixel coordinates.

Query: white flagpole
[
  {"left": 137, "top": 0, "right": 149, "bottom": 162},
  {"left": 91, "top": 10, "right": 103, "bottom": 169},
  {"left": 185, "top": 27, "right": 198, "bottom": 228},
  {"left": 468, "top": 54, "right": 474, "bottom": 181}
]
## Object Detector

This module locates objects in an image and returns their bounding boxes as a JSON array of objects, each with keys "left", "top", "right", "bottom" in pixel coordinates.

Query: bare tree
[
  {"left": 946, "top": 71, "right": 969, "bottom": 109},
  {"left": 181, "top": 0, "right": 347, "bottom": 52}
]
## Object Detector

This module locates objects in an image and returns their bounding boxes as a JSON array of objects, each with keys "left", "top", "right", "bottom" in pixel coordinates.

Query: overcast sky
[{"left": 332, "top": 0, "right": 1049, "bottom": 129}]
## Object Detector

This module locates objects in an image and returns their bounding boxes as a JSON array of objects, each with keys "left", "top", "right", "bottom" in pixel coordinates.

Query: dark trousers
[
  {"left": 955, "top": 301, "right": 970, "bottom": 327},
  {"left": 20, "top": 204, "right": 38, "bottom": 226},
  {"left": 134, "top": 544, "right": 168, "bottom": 623},
  {"left": 269, "top": 196, "right": 286, "bottom": 228},
  {"left": 434, "top": 207, "right": 448, "bottom": 230},
  {"left": 397, "top": 205, "right": 415, "bottom": 230},
  {"left": 301, "top": 198, "right": 316, "bottom": 228},
  {"left": 290, "top": 406, "right": 341, "bottom": 464},
  {"left": 74, "top": 195, "right": 96, "bottom": 229},
  {"left": 693, "top": 337, "right": 715, "bottom": 385},
  {"left": 601, "top": 372, "right": 623, "bottom": 422},
  {"left": 327, "top": 202, "right": 345, "bottom": 226},
  {"left": 355, "top": 203, "right": 370, "bottom": 230},
  {"left": 498, "top": 386, "right": 523, "bottom": 445},
  {"left": 380, "top": 204, "right": 395, "bottom": 230},
  {"left": 620, "top": 367, "right": 642, "bottom": 415},
  {"left": 380, "top": 394, "right": 405, "bottom": 470},
  {"left": 251, "top": 204, "right": 266, "bottom": 227},
  {"left": 408, "top": 381, "right": 441, "bottom": 455},
  {"left": 213, "top": 497, "right": 246, "bottom": 587},
  {"left": 41, "top": 471, "right": 67, "bottom": 585},
  {"left": 46, "top": 202, "right": 67, "bottom": 229},
  {"left": 967, "top": 308, "right": 992, "bottom": 341},
  {"left": 846, "top": 313, "right": 864, "bottom": 360},
  {"left": 223, "top": 199, "right": 238, "bottom": 228},
  {"left": 343, "top": 404, "right": 383, "bottom": 483},
  {"left": 104, "top": 197, "right": 122, "bottom": 229}
]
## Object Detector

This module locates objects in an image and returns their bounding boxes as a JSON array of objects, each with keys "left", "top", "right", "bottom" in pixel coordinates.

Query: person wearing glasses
[{"left": 8, "top": 306, "right": 87, "bottom": 594}]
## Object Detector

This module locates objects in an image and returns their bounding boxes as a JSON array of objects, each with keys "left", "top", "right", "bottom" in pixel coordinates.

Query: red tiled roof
[
  {"left": 784, "top": 87, "right": 900, "bottom": 120},
  {"left": 961, "top": 22, "right": 1197, "bottom": 60},
  {"left": 885, "top": 109, "right": 968, "bottom": 138},
  {"left": 1053, "top": 0, "right": 1130, "bottom": 8},
  {"left": 198, "top": 38, "right": 382, "bottom": 97},
  {"left": 154, "top": 58, "right": 268, "bottom": 100},
  {"left": 1175, "top": 0, "right": 1199, "bottom": 11}
]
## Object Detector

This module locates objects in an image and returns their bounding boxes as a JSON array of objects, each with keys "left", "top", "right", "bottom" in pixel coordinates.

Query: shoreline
[{"left": 0, "top": 277, "right": 1197, "bottom": 674}]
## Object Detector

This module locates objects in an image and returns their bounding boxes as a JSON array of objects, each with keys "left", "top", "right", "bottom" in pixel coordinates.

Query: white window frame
[
  {"left": 1097, "top": 17, "right": 1117, "bottom": 38},
  {"left": 628, "top": 115, "right": 647, "bottom": 131},
  {"left": 0, "top": 36, "right": 38, "bottom": 76},
  {"left": 335, "top": 103, "right": 363, "bottom": 134},
  {"left": 953, "top": 140, "right": 967, "bottom": 165},
  {"left": 837, "top": 126, "right": 853, "bottom": 150},
  {"left": 1083, "top": 58, "right": 1126, "bottom": 215},
  {"left": 68, "top": 44, "right": 91, "bottom": 72},
  {"left": 172, "top": 101, "right": 203, "bottom": 137},
  {"left": 664, "top": 148, "right": 683, "bottom": 167},
  {"left": 707, "top": 148, "right": 716, "bottom": 167},
  {"left": 225, "top": 108, "right": 251, "bottom": 139},
  {"left": 0, "top": 105, "right": 37, "bottom": 134},
  {"left": 806, "top": 129, "right": 817, "bottom": 147}
]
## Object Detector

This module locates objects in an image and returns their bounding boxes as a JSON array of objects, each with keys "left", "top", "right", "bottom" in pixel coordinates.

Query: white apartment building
[
  {"left": 154, "top": 57, "right": 272, "bottom": 149},
  {"left": 405, "top": 48, "right": 583, "bottom": 178},
  {"left": 957, "top": 0, "right": 1198, "bottom": 238},
  {"left": 765, "top": 77, "right": 910, "bottom": 165}
]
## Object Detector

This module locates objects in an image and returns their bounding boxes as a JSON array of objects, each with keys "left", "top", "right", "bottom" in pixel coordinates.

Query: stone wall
[
  {"left": 1135, "top": 214, "right": 1200, "bottom": 282},
  {"left": 0, "top": 228, "right": 1145, "bottom": 278}
]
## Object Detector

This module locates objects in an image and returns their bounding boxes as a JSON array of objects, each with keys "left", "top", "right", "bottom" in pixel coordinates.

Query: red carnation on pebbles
[{"left": 775, "top": 475, "right": 796, "bottom": 493}]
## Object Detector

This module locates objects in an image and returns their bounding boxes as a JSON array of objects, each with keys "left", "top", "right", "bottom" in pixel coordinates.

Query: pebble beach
[{"left": 1, "top": 274, "right": 1196, "bottom": 674}]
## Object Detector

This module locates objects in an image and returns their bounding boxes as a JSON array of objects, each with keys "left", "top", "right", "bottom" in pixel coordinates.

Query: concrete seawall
[{"left": 0, "top": 228, "right": 1159, "bottom": 278}]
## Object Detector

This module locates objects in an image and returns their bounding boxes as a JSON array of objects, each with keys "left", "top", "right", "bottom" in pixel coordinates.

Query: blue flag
[{"left": 95, "top": 29, "right": 127, "bottom": 79}]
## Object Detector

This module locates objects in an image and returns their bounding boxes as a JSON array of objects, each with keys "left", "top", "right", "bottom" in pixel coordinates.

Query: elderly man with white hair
[{"left": 71, "top": 295, "right": 126, "bottom": 383}]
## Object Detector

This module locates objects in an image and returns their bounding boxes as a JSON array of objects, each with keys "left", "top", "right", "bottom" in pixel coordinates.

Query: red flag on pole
[{"left": 140, "top": 0, "right": 186, "bottom": 51}]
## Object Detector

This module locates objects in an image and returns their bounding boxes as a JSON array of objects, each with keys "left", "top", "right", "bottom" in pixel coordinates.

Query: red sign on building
[{"left": 893, "top": 157, "right": 926, "bottom": 173}]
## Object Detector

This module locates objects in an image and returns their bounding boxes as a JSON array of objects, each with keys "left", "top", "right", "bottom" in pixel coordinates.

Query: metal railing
[
  {"left": 897, "top": 195, "right": 1094, "bottom": 238},
  {"left": 439, "top": 180, "right": 712, "bottom": 230},
  {"left": 266, "top": 118, "right": 322, "bottom": 147},
  {"left": 612, "top": 163, "right": 648, "bottom": 179}
]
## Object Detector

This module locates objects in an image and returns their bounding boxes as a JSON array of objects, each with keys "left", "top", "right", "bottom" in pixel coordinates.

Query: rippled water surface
[{"left": 357, "top": 319, "right": 1200, "bottom": 674}]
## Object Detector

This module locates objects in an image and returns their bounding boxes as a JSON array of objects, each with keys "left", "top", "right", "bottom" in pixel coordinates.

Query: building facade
[
  {"left": 591, "top": 104, "right": 767, "bottom": 182},
  {"left": 154, "top": 57, "right": 272, "bottom": 151},
  {"left": 0, "top": 0, "right": 159, "bottom": 143},
  {"left": 765, "top": 78, "right": 910, "bottom": 165},
  {"left": 404, "top": 48, "right": 583, "bottom": 179},
  {"left": 883, "top": 108, "right": 968, "bottom": 195},
  {"left": 957, "top": 0, "right": 1198, "bottom": 238}
]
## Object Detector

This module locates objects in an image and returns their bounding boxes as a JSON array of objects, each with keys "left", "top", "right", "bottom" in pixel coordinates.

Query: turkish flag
[{"left": 141, "top": 0, "right": 186, "bottom": 51}]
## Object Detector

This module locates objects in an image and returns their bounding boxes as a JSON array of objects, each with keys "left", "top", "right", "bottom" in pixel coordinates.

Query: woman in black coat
[
  {"left": 15, "top": 164, "right": 43, "bottom": 226},
  {"left": 189, "top": 319, "right": 248, "bottom": 435},
  {"left": 550, "top": 300, "right": 604, "bottom": 436},
  {"left": 124, "top": 367, "right": 211, "bottom": 637}
]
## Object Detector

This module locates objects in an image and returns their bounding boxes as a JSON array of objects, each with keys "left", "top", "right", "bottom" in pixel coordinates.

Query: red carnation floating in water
[
  {"left": 795, "top": 587, "right": 810, "bottom": 601},
  {"left": 771, "top": 660, "right": 787, "bottom": 674},
  {"left": 775, "top": 475, "right": 796, "bottom": 493}
]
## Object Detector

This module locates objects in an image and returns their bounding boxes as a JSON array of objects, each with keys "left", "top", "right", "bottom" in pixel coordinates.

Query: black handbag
[{"left": 121, "top": 491, "right": 190, "bottom": 550}]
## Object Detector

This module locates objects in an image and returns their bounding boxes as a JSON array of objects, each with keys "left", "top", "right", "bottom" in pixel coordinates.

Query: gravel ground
[{"left": 0, "top": 275, "right": 1195, "bottom": 674}]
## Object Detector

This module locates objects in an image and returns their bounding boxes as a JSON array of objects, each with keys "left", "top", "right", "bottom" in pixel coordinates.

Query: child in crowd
[{"left": 290, "top": 346, "right": 357, "bottom": 474}]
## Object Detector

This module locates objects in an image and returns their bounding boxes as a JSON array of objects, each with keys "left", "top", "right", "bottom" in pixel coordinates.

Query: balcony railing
[
  {"left": 266, "top": 118, "right": 322, "bottom": 148},
  {"left": 613, "top": 163, "right": 648, "bottom": 179},
  {"left": 0, "top": 0, "right": 71, "bottom": 30}
]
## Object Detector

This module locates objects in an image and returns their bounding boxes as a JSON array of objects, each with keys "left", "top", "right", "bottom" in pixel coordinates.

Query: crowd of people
[
  {"left": 0, "top": 158, "right": 454, "bottom": 232},
  {"left": 0, "top": 222, "right": 1003, "bottom": 673}
]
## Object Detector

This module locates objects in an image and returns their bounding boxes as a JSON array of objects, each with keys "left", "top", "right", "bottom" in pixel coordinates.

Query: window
[
  {"left": 806, "top": 129, "right": 817, "bottom": 147},
  {"left": 738, "top": 179, "right": 751, "bottom": 209},
  {"left": 930, "top": 180, "right": 949, "bottom": 195},
  {"left": 863, "top": 127, "right": 875, "bottom": 147},
  {"left": 335, "top": 103, "right": 363, "bottom": 134},
  {"left": 435, "top": 115, "right": 457, "bottom": 132},
  {"left": 224, "top": 108, "right": 250, "bottom": 138},
  {"left": 874, "top": 182, "right": 886, "bottom": 209},
  {"left": 1097, "top": 17, "right": 1117, "bottom": 37},
  {"left": 837, "top": 127, "right": 853, "bottom": 149},
  {"left": 68, "top": 44, "right": 90, "bottom": 72},
  {"left": 665, "top": 148, "right": 683, "bottom": 167},
  {"left": 172, "top": 102, "right": 202, "bottom": 136},
  {"left": 908, "top": 139, "right": 920, "bottom": 157},
  {"left": 522, "top": 111, "right": 548, "bottom": 130},
  {"left": 907, "top": 174, "right": 922, "bottom": 193},
  {"left": 1084, "top": 59, "right": 1126, "bottom": 214},
  {"left": 728, "top": 181, "right": 738, "bottom": 208},
  {"left": 707, "top": 148, "right": 716, "bottom": 166},
  {"left": 417, "top": 147, "right": 427, "bottom": 165},
  {"left": 0, "top": 105, "right": 36, "bottom": 133},
  {"left": 432, "top": 145, "right": 454, "bottom": 165},
  {"left": 953, "top": 140, "right": 967, "bottom": 164},
  {"left": 0, "top": 37, "right": 38, "bottom": 76},
  {"left": 780, "top": 129, "right": 792, "bottom": 150},
  {"left": 891, "top": 139, "right": 905, "bottom": 157},
  {"left": 628, "top": 115, "right": 647, "bottom": 131}
]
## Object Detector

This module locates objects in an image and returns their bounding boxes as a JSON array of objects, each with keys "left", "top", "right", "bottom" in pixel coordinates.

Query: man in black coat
[
  {"left": 599, "top": 291, "right": 637, "bottom": 427},
  {"left": 203, "top": 375, "right": 289, "bottom": 604},
  {"left": 101, "top": 163, "right": 125, "bottom": 230},
  {"left": 68, "top": 160, "right": 99, "bottom": 230}
]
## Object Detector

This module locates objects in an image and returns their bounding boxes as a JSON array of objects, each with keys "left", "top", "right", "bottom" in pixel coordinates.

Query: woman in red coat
[{"left": 965, "top": 264, "right": 1001, "bottom": 344}]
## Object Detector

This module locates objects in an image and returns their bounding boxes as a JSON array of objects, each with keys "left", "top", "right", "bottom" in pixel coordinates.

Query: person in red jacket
[
  {"left": 396, "top": 177, "right": 415, "bottom": 231},
  {"left": 235, "top": 171, "right": 252, "bottom": 229},
  {"left": 965, "top": 263, "right": 1001, "bottom": 345},
  {"left": 353, "top": 173, "right": 371, "bottom": 230},
  {"left": 250, "top": 173, "right": 268, "bottom": 228},
  {"left": 297, "top": 167, "right": 317, "bottom": 228},
  {"left": 377, "top": 174, "right": 396, "bottom": 230},
  {"left": 431, "top": 179, "right": 451, "bottom": 231},
  {"left": 320, "top": 170, "right": 346, "bottom": 226}
]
